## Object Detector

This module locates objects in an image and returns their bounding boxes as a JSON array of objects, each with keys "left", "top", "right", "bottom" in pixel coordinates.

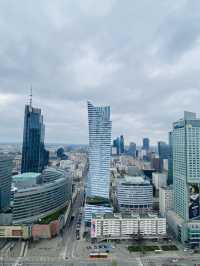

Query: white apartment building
[
  {"left": 91, "top": 213, "right": 166, "bottom": 239},
  {"left": 159, "top": 186, "right": 173, "bottom": 217},
  {"left": 152, "top": 173, "right": 167, "bottom": 190}
]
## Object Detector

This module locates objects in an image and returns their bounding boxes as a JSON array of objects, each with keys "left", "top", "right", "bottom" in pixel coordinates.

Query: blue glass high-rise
[
  {"left": 21, "top": 102, "right": 48, "bottom": 173},
  {"left": 143, "top": 138, "right": 150, "bottom": 150},
  {"left": 113, "top": 135, "right": 125, "bottom": 155}
]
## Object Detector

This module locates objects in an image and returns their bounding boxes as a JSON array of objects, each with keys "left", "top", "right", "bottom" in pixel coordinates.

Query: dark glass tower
[
  {"left": 21, "top": 102, "right": 48, "bottom": 173},
  {"left": 128, "top": 142, "right": 136, "bottom": 157},
  {"left": 168, "top": 132, "right": 173, "bottom": 185},
  {"left": 120, "top": 135, "right": 125, "bottom": 154},
  {"left": 113, "top": 135, "right": 125, "bottom": 155},
  {"left": 0, "top": 155, "right": 13, "bottom": 212},
  {"left": 158, "top": 141, "right": 169, "bottom": 160},
  {"left": 143, "top": 138, "right": 150, "bottom": 150}
]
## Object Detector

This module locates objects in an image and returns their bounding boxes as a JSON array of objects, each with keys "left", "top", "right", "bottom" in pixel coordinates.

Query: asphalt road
[{"left": 61, "top": 188, "right": 85, "bottom": 260}]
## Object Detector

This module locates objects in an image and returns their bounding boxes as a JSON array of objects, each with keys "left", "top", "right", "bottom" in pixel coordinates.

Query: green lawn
[
  {"left": 128, "top": 246, "right": 142, "bottom": 252},
  {"left": 128, "top": 245, "right": 159, "bottom": 253},
  {"left": 143, "top": 245, "right": 160, "bottom": 252},
  {"left": 86, "top": 196, "right": 111, "bottom": 206},
  {"left": 161, "top": 245, "right": 178, "bottom": 251},
  {"left": 128, "top": 244, "right": 179, "bottom": 253},
  {"left": 38, "top": 206, "right": 67, "bottom": 224}
]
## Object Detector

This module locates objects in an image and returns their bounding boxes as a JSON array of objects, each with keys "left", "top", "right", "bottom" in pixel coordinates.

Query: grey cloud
[
  {"left": 0, "top": 0, "right": 199, "bottom": 144},
  {"left": 154, "top": 0, "right": 200, "bottom": 62}
]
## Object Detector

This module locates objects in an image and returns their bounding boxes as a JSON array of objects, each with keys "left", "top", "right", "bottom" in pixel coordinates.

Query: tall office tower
[
  {"left": 168, "top": 132, "right": 173, "bottom": 185},
  {"left": 113, "top": 135, "right": 125, "bottom": 155},
  {"left": 87, "top": 101, "right": 112, "bottom": 199},
  {"left": 120, "top": 135, "right": 125, "bottom": 154},
  {"left": 128, "top": 142, "right": 136, "bottom": 157},
  {"left": 0, "top": 155, "right": 13, "bottom": 212},
  {"left": 158, "top": 141, "right": 170, "bottom": 172},
  {"left": 143, "top": 138, "right": 150, "bottom": 151},
  {"left": 158, "top": 141, "right": 169, "bottom": 160},
  {"left": 168, "top": 111, "right": 200, "bottom": 247},
  {"left": 113, "top": 137, "right": 120, "bottom": 155},
  {"left": 21, "top": 99, "right": 49, "bottom": 173}
]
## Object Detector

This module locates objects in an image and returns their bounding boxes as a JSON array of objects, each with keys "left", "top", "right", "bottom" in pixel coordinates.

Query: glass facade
[
  {"left": 158, "top": 141, "right": 169, "bottom": 160},
  {"left": 168, "top": 132, "right": 173, "bottom": 185},
  {"left": 87, "top": 101, "right": 112, "bottom": 199},
  {"left": 170, "top": 111, "right": 200, "bottom": 246},
  {"left": 21, "top": 104, "right": 49, "bottom": 173},
  {"left": 12, "top": 177, "right": 68, "bottom": 224},
  {"left": 172, "top": 112, "right": 200, "bottom": 221},
  {"left": 143, "top": 138, "right": 150, "bottom": 150},
  {"left": 0, "top": 155, "right": 13, "bottom": 211}
]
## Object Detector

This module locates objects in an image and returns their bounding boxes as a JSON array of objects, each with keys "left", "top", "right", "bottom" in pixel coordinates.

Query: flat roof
[
  {"left": 13, "top": 172, "right": 41, "bottom": 181},
  {"left": 119, "top": 175, "right": 150, "bottom": 185},
  {"left": 93, "top": 212, "right": 162, "bottom": 220}
]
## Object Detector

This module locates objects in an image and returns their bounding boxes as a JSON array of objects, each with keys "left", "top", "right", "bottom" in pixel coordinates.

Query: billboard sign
[
  {"left": 91, "top": 220, "right": 96, "bottom": 238},
  {"left": 189, "top": 184, "right": 200, "bottom": 219}
]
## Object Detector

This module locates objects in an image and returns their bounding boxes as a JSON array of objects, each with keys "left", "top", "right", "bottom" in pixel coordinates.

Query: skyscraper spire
[{"left": 29, "top": 85, "right": 33, "bottom": 107}]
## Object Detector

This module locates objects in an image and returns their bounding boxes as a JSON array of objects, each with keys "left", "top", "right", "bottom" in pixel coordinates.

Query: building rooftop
[
  {"left": 13, "top": 172, "right": 41, "bottom": 182},
  {"left": 93, "top": 212, "right": 162, "bottom": 220},
  {"left": 119, "top": 175, "right": 150, "bottom": 185},
  {"left": 86, "top": 196, "right": 111, "bottom": 207},
  {"left": 160, "top": 185, "right": 173, "bottom": 191}
]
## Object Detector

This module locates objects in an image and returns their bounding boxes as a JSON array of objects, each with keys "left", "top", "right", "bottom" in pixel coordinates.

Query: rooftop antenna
[{"left": 29, "top": 85, "right": 33, "bottom": 107}]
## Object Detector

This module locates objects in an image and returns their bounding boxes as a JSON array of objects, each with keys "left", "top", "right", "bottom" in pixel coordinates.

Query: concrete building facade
[
  {"left": 117, "top": 176, "right": 153, "bottom": 212},
  {"left": 91, "top": 213, "right": 166, "bottom": 239},
  {"left": 159, "top": 186, "right": 173, "bottom": 217}
]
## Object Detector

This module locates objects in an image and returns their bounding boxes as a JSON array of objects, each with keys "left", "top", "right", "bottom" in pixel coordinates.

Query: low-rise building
[
  {"left": 12, "top": 168, "right": 72, "bottom": 224},
  {"left": 117, "top": 176, "right": 153, "bottom": 212},
  {"left": 91, "top": 213, "right": 166, "bottom": 240},
  {"left": 0, "top": 225, "right": 31, "bottom": 239},
  {"left": 84, "top": 196, "right": 113, "bottom": 224}
]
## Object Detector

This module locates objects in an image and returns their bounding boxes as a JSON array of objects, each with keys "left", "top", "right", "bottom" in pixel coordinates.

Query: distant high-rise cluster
[{"left": 113, "top": 135, "right": 125, "bottom": 155}]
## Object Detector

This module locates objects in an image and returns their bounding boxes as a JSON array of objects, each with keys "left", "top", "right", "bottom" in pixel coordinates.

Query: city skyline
[
  {"left": 1, "top": 1, "right": 200, "bottom": 264},
  {"left": 0, "top": 1, "right": 200, "bottom": 144},
  {"left": 0, "top": 98, "right": 198, "bottom": 147}
]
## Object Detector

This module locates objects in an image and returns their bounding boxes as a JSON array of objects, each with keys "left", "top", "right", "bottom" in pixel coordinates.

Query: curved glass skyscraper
[{"left": 87, "top": 101, "right": 112, "bottom": 199}]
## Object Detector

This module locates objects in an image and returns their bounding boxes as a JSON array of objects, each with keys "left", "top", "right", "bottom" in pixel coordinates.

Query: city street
[{"left": 61, "top": 188, "right": 85, "bottom": 260}]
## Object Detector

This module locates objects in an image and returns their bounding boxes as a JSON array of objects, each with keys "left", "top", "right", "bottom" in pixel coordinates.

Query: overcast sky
[{"left": 0, "top": 0, "right": 200, "bottom": 145}]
